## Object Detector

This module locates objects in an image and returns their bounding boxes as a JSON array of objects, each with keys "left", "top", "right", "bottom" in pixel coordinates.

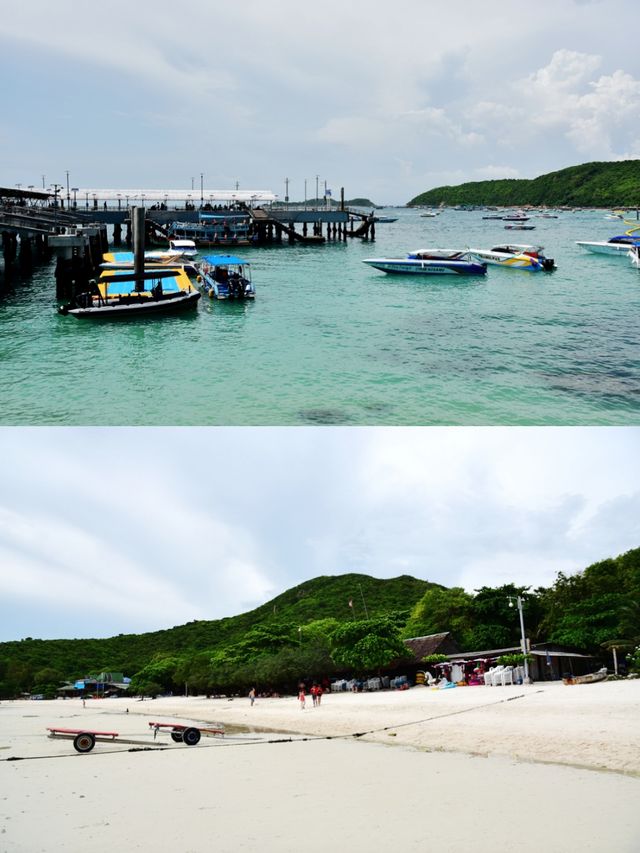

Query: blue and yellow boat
[{"left": 59, "top": 264, "right": 200, "bottom": 318}]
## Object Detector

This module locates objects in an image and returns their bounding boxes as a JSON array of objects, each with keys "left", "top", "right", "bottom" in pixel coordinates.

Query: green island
[
  {"left": 1, "top": 548, "right": 638, "bottom": 698},
  {"left": 408, "top": 160, "right": 640, "bottom": 208}
]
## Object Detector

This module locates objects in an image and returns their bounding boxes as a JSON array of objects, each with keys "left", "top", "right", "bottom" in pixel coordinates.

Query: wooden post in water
[{"left": 132, "top": 206, "right": 145, "bottom": 291}]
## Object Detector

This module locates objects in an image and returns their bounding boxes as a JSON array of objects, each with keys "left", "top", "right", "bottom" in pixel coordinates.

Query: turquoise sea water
[{"left": 0, "top": 209, "right": 639, "bottom": 425}]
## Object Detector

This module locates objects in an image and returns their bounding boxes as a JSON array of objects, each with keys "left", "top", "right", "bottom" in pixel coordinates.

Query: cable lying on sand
[{"left": 2, "top": 691, "right": 543, "bottom": 763}]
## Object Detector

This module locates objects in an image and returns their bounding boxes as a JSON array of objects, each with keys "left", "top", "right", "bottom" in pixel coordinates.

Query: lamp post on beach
[{"left": 508, "top": 595, "right": 530, "bottom": 684}]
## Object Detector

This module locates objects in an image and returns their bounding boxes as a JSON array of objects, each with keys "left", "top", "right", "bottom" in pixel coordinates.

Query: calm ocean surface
[{"left": 1, "top": 209, "right": 639, "bottom": 425}]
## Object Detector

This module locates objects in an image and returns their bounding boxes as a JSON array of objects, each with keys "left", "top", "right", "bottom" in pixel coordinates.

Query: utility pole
[{"left": 508, "top": 595, "right": 530, "bottom": 684}]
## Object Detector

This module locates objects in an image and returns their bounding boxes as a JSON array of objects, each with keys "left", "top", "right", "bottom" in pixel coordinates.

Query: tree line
[{"left": 1, "top": 549, "right": 638, "bottom": 698}]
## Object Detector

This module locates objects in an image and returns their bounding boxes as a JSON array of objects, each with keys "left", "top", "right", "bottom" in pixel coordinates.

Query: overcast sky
[
  {"left": 1, "top": 0, "right": 638, "bottom": 203},
  {"left": 0, "top": 427, "right": 637, "bottom": 641}
]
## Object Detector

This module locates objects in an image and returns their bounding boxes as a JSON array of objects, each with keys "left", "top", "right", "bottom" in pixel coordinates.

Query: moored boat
[
  {"left": 196, "top": 254, "right": 255, "bottom": 300},
  {"left": 576, "top": 234, "right": 640, "bottom": 255},
  {"left": 168, "top": 238, "right": 198, "bottom": 258},
  {"left": 504, "top": 224, "right": 536, "bottom": 231},
  {"left": 169, "top": 212, "right": 252, "bottom": 247},
  {"left": 468, "top": 244, "right": 555, "bottom": 271},
  {"left": 59, "top": 268, "right": 201, "bottom": 318},
  {"left": 363, "top": 249, "right": 487, "bottom": 276}
]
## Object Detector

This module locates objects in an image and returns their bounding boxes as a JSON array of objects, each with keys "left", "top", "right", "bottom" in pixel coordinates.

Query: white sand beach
[{"left": 1, "top": 681, "right": 639, "bottom": 852}]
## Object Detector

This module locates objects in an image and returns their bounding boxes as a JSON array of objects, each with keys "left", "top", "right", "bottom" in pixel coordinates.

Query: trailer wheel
[
  {"left": 182, "top": 727, "right": 201, "bottom": 746},
  {"left": 73, "top": 732, "right": 96, "bottom": 753},
  {"left": 170, "top": 729, "right": 184, "bottom": 743}
]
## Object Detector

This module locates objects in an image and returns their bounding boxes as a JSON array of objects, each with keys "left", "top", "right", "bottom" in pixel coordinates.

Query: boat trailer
[{"left": 47, "top": 721, "right": 225, "bottom": 753}]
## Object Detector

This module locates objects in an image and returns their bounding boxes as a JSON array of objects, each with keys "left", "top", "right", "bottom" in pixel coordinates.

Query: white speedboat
[
  {"left": 576, "top": 235, "right": 640, "bottom": 255},
  {"left": 168, "top": 238, "right": 198, "bottom": 258},
  {"left": 363, "top": 249, "right": 487, "bottom": 276},
  {"left": 469, "top": 244, "right": 555, "bottom": 271}
]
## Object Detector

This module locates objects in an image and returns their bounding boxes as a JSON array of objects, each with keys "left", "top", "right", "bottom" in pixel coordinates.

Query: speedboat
[
  {"left": 196, "top": 254, "right": 255, "bottom": 300},
  {"left": 468, "top": 244, "right": 555, "bottom": 271},
  {"left": 168, "top": 238, "right": 197, "bottom": 258},
  {"left": 59, "top": 267, "right": 201, "bottom": 318},
  {"left": 576, "top": 234, "right": 640, "bottom": 255},
  {"left": 504, "top": 224, "right": 536, "bottom": 231},
  {"left": 362, "top": 249, "right": 487, "bottom": 276},
  {"left": 420, "top": 211, "right": 440, "bottom": 218}
]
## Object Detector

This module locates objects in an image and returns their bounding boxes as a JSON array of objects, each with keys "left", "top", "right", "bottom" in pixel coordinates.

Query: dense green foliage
[
  {"left": 1, "top": 550, "right": 638, "bottom": 697},
  {"left": 0, "top": 574, "right": 430, "bottom": 697},
  {"left": 330, "top": 615, "right": 411, "bottom": 673},
  {"left": 408, "top": 161, "right": 640, "bottom": 207}
]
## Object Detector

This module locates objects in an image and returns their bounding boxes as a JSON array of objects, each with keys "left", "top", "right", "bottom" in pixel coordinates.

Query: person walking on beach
[
  {"left": 298, "top": 685, "right": 306, "bottom": 710},
  {"left": 316, "top": 684, "right": 323, "bottom": 706},
  {"left": 249, "top": 687, "right": 256, "bottom": 707}
]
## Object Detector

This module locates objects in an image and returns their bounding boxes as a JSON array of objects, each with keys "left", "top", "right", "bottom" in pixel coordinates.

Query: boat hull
[
  {"left": 61, "top": 290, "right": 201, "bottom": 319},
  {"left": 576, "top": 241, "right": 639, "bottom": 255},
  {"left": 563, "top": 668, "right": 608, "bottom": 685},
  {"left": 363, "top": 259, "right": 486, "bottom": 276},
  {"left": 469, "top": 250, "right": 548, "bottom": 271}
]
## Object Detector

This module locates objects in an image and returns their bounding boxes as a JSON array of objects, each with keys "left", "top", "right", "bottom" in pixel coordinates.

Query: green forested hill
[
  {"left": 408, "top": 161, "right": 640, "bottom": 207},
  {"left": 1, "top": 549, "right": 638, "bottom": 697},
  {"left": 0, "top": 573, "right": 434, "bottom": 685}
]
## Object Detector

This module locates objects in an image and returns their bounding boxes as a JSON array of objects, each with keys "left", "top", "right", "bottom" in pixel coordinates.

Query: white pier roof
[{"left": 75, "top": 189, "right": 277, "bottom": 202}]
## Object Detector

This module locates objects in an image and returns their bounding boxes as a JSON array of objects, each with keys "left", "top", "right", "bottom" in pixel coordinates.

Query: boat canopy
[{"left": 202, "top": 254, "right": 247, "bottom": 266}]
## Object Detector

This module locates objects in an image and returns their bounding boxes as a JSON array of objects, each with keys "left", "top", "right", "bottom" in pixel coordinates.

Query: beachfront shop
[
  {"left": 445, "top": 644, "right": 598, "bottom": 683},
  {"left": 401, "top": 634, "right": 598, "bottom": 685}
]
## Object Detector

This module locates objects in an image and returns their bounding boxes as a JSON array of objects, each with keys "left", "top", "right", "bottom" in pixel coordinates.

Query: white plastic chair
[
  {"left": 490, "top": 666, "right": 505, "bottom": 686},
  {"left": 499, "top": 666, "right": 514, "bottom": 686}
]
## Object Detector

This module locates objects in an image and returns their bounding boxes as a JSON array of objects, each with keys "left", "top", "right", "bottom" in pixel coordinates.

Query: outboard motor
[{"left": 542, "top": 257, "right": 555, "bottom": 271}]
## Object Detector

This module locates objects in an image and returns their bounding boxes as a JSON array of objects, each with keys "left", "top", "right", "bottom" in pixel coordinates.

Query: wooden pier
[{"left": 1, "top": 185, "right": 376, "bottom": 300}]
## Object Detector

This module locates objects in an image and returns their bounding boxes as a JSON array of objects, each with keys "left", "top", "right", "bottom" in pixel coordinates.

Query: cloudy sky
[
  {"left": 0, "top": 427, "right": 638, "bottom": 641},
  {"left": 1, "top": 0, "right": 638, "bottom": 203}
]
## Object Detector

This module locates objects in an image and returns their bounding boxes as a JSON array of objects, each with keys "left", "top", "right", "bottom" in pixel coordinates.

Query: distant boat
[
  {"left": 372, "top": 216, "right": 398, "bottom": 223},
  {"left": 563, "top": 667, "right": 608, "bottom": 685},
  {"left": 420, "top": 211, "right": 440, "bottom": 218},
  {"left": 363, "top": 249, "right": 487, "bottom": 276},
  {"left": 505, "top": 224, "right": 536, "bottom": 231},
  {"left": 469, "top": 244, "right": 555, "bottom": 271}
]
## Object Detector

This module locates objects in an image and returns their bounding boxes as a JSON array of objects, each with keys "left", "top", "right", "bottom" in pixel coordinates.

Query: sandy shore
[{"left": 1, "top": 681, "right": 639, "bottom": 852}]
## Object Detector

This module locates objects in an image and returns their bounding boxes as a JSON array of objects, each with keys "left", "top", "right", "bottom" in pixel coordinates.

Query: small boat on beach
[
  {"left": 363, "top": 249, "right": 487, "bottom": 276},
  {"left": 469, "top": 244, "right": 555, "bottom": 271},
  {"left": 196, "top": 254, "right": 255, "bottom": 300},
  {"left": 563, "top": 667, "right": 608, "bottom": 686}
]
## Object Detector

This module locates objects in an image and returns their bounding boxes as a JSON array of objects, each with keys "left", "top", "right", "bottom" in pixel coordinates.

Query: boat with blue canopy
[{"left": 196, "top": 255, "right": 255, "bottom": 300}]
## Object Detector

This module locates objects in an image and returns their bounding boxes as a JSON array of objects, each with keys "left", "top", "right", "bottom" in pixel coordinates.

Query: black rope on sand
[{"left": 1, "top": 690, "right": 544, "bottom": 762}]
